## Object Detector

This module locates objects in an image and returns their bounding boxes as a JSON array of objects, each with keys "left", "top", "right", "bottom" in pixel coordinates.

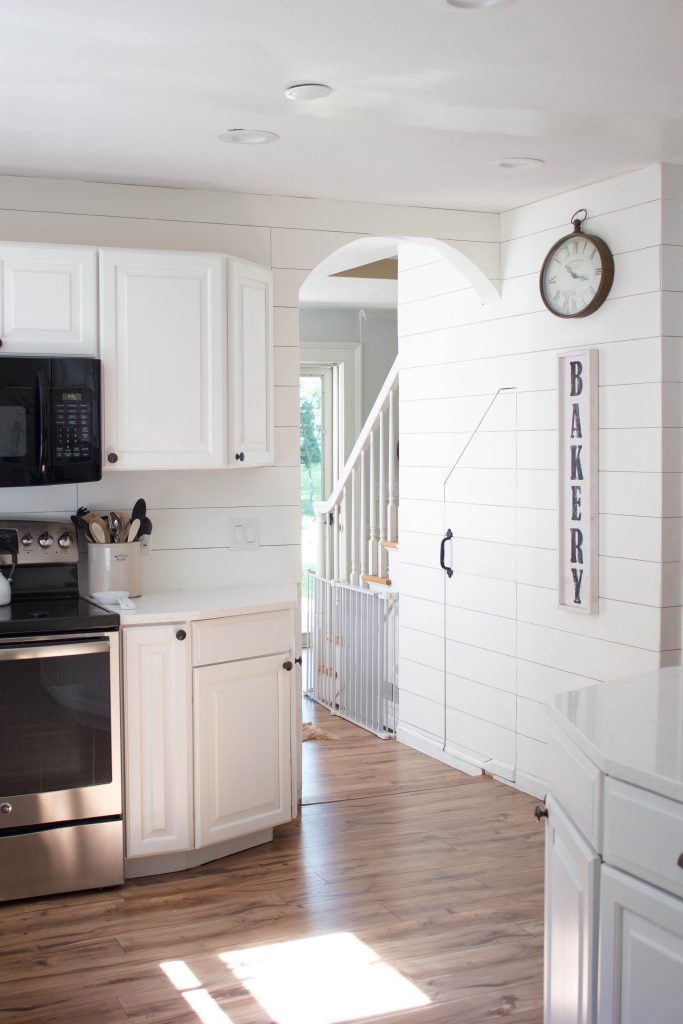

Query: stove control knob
[
  {"left": 0, "top": 803, "right": 12, "bottom": 815},
  {"left": 21, "top": 533, "right": 34, "bottom": 547},
  {"left": 57, "top": 533, "right": 73, "bottom": 549},
  {"left": 38, "top": 532, "right": 54, "bottom": 549}
]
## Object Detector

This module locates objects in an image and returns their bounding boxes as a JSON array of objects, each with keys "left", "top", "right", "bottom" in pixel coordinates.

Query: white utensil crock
[{"left": 87, "top": 543, "right": 141, "bottom": 598}]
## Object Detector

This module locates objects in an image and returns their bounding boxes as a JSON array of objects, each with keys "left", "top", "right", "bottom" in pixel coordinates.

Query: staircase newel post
[
  {"left": 314, "top": 507, "right": 328, "bottom": 580},
  {"left": 388, "top": 385, "right": 398, "bottom": 543},
  {"left": 378, "top": 406, "right": 388, "bottom": 577},
  {"left": 359, "top": 447, "right": 368, "bottom": 584},
  {"left": 368, "top": 427, "right": 378, "bottom": 576}
]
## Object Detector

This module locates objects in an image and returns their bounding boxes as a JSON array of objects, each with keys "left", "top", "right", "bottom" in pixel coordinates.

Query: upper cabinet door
[
  {"left": 0, "top": 244, "right": 97, "bottom": 355},
  {"left": 100, "top": 249, "right": 226, "bottom": 471},
  {"left": 228, "top": 259, "right": 274, "bottom": 468}
]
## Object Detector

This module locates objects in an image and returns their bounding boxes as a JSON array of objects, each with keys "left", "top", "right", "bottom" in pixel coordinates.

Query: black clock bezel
[{"left": 539, "top": 221, "right": 615, "bottom": 319}]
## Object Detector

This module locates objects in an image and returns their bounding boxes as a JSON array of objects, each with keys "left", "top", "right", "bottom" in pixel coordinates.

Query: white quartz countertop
[
  {"left": 95, "top": 584, "right": 298, "bottom": 626},
  {"left": 548, "top": 667, "right": 683, "bottom": 802}
]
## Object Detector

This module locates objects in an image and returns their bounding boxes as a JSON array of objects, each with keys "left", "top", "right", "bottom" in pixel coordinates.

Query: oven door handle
[{"left": 0, "top": 639, "right": 110, "bottom": 662}]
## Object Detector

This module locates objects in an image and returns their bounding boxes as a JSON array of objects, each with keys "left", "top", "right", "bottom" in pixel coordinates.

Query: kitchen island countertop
[{"left": 548, "top": 665, "right": 683, "bottom": 803}]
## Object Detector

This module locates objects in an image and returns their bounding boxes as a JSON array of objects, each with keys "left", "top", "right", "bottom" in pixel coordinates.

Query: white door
[
  {"left": 0, "top": 244, "right": 97, "bottom": 355},
  {"left": 194, "top": 654, "right": 291, "bottom": 847},
  {"left": 99, "top": 249, "right": 226, "bottom": 470},
  {"left": 124, "top": 624, "right": 192, "bottom": 858},
  {"left": 228, "top": 259, "right": 274, "bottom": 467},
  {"left": 545, "top": 797, "right": 600, "bottom": 1024},
  {"left": 598, "top": 866, "right": 683, "bottom": 1024}
]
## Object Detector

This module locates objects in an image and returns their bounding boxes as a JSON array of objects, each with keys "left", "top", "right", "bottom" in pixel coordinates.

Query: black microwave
[{"left": 0, "top": 356, "right": 102, "bottom": 487}]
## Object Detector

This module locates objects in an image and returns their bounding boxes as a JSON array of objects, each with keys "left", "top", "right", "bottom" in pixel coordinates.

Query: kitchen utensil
[
  {"left": 108, "top": 512, "right": 122, "bottom": 543},
  {"left": 90, "top": 521, "right": 107, "bottom": 544},
  {"left": 131, "top": 498, "right": 146, "bottom": 523},
  {"left": 71, "top": 515, "right": 92, "bottom": 543},
  {"left": 137, "top": 517, "right": 153, "bottom": 540},
  {"left": 126, "top": 518, "right": 140, "bottom": 543}
]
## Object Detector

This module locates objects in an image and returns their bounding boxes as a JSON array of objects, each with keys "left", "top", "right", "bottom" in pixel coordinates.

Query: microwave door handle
[{"left": 37, "top": 372, "right": 48, "bottom": 482}]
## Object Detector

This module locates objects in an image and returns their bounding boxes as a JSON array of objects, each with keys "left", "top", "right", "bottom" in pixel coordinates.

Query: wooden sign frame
[{"left": 558, "top": 349, "right": 598, "bottom": 613}]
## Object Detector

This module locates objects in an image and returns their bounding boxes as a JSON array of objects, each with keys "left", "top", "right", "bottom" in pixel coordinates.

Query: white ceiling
[{"left": 1, "top": 0, "right": 682, "bottom": 212}]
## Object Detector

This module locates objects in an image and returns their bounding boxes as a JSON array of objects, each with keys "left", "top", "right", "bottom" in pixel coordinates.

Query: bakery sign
[{"left": 558, "top": 349, "right": 598, "bottom": 613}]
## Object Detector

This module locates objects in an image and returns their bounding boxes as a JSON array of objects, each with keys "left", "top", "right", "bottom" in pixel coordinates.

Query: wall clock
[{"left": 540, "top": 209, "right": 614, "bottom": 318}]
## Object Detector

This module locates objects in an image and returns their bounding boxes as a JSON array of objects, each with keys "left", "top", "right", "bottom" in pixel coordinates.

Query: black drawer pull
[
  {"left": 176, "top": 629, "right": 186, "bottom": 641},
  {"left": 283, "top": 660, "right": 293, "bottom": 671},
  {"left": 677, "top": 852, "right": 683, "bottom": 870},
  {"left": 235, "top": 451, "right": 245, "bottom": 462},
  {"left": 108, "top": 452, "right": 119, "bottom": 464},
  {"left": 294, "top": 656, "right": 302, "bottom": 666},
  {"left": 535, "top": 805, "right": 549, "bottom": 822}
]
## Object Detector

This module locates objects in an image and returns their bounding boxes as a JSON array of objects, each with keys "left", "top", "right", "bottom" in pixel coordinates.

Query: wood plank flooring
[{"left": 0, "top": 698, "right": 544, "bottom": 1024}]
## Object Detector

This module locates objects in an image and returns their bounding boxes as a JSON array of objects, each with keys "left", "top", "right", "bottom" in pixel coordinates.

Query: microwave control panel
[{"left": 52, "top": 390, "right": 93, "bottom": 463}]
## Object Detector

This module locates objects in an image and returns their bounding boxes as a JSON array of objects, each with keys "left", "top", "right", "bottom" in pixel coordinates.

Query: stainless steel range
[{"left": 0, "top": 518, "right": 123, "bottom": 902}]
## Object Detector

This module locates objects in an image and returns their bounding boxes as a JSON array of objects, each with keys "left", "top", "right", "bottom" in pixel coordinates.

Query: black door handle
[{"left": 439, "top": 529, "right": 454, "bottom": 578}]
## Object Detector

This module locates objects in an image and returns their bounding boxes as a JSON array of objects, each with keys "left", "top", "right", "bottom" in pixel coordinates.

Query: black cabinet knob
[
  {"left": 108, "top": 452, "right": 119, "bottom": 464},
  {"left": 176, "top": 629, "right": 187, "bottom": 641},
  {"left": 677, "top": 852, "right": 683, "bottom": 870},
  {"left": 0, "top": 338, "right": 3, "bottom": 348},
  {"left": 534, "top": 805, "right": 549, "bottom": 822},
  {"left": 235, "top": 452, "right": 245, "bottom": 462},
  {"left": 295, "top": 656, "right": 302, "bottom": 666},
  {"left": 283, "top": 660, "right": 293, "bottom": 671}
]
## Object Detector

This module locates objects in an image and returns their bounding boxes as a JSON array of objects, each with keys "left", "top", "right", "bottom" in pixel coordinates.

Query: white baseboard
[
  {"left": 124, "top": 828, "right": 274, "bottom": 879},
  {"left": 397, "top": 724, "right": 547, "bottom": 800}
]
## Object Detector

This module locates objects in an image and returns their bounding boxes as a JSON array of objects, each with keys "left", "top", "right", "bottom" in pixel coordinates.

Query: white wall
[
  {"left": 0, "top": 175, "right": 497, "bottom": 593},
  {"left": 397, "top": 164, "right": 677, "bottom": 797}
]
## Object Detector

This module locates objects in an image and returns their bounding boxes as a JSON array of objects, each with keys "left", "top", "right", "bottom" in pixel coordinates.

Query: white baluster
[
  {"left": 378, "top": 407, "right": 387, "bottom": 577},
  {"left": 341, "top": 486, "right": 351, "bottom": 583},
  {"left": 387, "top": 386, "right": 398, "bottom": 543},
  {"left": 350, "top": 465, "right": 359, "bottom": 586},
  {"left": 368, "top": 428, "right": 378, "bottom": 576},
  {"left": 333, "top": 504, "right": 341, "bottom": 581},
  {"left": 359, "top": 447, "right": 368, "bottom": 583}
]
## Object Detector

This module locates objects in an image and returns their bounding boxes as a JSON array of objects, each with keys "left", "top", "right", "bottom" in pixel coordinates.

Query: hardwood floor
[{"left": 0, "top": 698, "right": 544, "bottom": 1024}]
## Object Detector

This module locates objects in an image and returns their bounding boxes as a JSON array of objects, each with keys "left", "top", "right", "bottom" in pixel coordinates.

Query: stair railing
[{"left": 314, "top": 357, "right": 399, "bottom": 585}]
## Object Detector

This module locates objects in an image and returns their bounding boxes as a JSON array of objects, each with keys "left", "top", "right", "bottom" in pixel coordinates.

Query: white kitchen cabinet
[
  {"left": 598, "top": 866, "right": 683, "bottom": 1024},
  {"left": 228, "top": 259, "right": 274, "bottom": 467},
  {"left": 544, "top": 797, "right": 600, "bottom": 1024},
  {"left": 123, "top": 624, "right": 192, "bottom": 858},
  {"left": 194, "top": 653, "right": 292, "bottom": 847},
  {"left": 0, "top": 243, "right": 97, "bottom": 355},
  {"left": 99, "top": 249, "right": 226, "bottom": 471}
]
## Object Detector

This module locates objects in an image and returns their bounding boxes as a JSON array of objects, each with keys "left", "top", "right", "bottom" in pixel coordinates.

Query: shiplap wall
[
  {"left": 397, "top": 164, "right": 679, "bottom": 797},
  {"left": 0, "top": 174, "right": 497, "bottom": 592}
]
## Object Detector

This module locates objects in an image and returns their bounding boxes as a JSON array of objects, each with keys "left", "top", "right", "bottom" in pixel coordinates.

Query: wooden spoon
[
  {"left": 90, "top": 520, "right": 107, "bottom": 544},
  {"left": 126, "top": 519, "right": 140, "bottom": 543}
]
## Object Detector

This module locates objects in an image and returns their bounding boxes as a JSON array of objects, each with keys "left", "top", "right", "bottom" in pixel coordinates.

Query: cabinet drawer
[
  {"left": 548, "top": 720, "right": 602, "bottom": 853},
  {"left": 192, "top": 609, "right": 291, "bottom": 666},
  {"left": 604, "top": 778, "right": 683, "bottom": 899}
]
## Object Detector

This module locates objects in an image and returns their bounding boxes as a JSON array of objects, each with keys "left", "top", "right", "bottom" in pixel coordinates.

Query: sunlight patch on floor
[
  {"left": 160, "top": 961, "right": 233, "bottom": 1024},
  {"left": 218, "top": 931, "right": 430, "bottom": 1024}
]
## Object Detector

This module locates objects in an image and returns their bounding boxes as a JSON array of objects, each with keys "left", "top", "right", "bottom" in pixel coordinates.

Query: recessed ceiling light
[
  {"left": 285, "top": 82, "right": 333, "bottom": 102},
  {"left": 218, "top": 129, "right": 280, "bottom": 145},
  {"left": 444, "top": 0, "right": 518, "bottom": 8},
  {"left": 490, "top": 157, "right": 545, "bottom": 170}
]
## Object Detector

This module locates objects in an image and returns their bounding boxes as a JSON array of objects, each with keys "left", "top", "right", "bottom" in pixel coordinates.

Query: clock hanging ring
[{"left": 539, "top": 209, "right": 614, "bottom": 319}]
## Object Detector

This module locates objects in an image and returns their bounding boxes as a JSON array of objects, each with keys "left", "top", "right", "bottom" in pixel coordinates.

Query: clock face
[{"left": 541, "top": 231, "right": 612, "bottom": 318}]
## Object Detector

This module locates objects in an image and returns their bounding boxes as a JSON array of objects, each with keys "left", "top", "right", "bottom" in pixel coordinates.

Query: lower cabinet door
[
  {"left": 123, "top": 625, "right": 192, "bottom": 858},
  {"left": 194, "top": 654, "right": 292, "bottom": 847},
  {"left": 598, "top": 866, "right": 683, "bottom": 1024},
  {"left": 544, "top": 797, "right": 600, "bottom": 1024}
]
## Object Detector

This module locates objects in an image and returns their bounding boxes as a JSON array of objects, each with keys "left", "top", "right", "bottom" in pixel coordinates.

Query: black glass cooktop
[{"left": 0, "top": 598, "right": 119, "bottom": 638}]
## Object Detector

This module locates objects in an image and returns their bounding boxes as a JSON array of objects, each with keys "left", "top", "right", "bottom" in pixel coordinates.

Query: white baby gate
[{"left": 306, "top": 572, "right": 398, "bottom": 739}]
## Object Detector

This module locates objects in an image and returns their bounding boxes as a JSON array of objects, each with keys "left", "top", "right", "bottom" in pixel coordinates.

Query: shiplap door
[
  {"left": 124, "top": 624, "right": 193, "bottom": 858},
  {"left": 0, "top": 244, "right": 97, "bottom": 355},
  {"left": 442, "top": 387, "right": 518, "bottom": 780},
  {"left": 228, "top": 259, "right": 274, "bottom": 467},
  {"left": 100, "top": 249, "right": 226, "bottom": 470},
  {"left": 193, "top": 654, "right": 291, "bottom": 847}
]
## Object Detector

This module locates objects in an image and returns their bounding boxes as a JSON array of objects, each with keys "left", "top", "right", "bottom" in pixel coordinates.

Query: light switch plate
[{"left": 230, "top": 518, "right": 259, "bottom": 550}]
